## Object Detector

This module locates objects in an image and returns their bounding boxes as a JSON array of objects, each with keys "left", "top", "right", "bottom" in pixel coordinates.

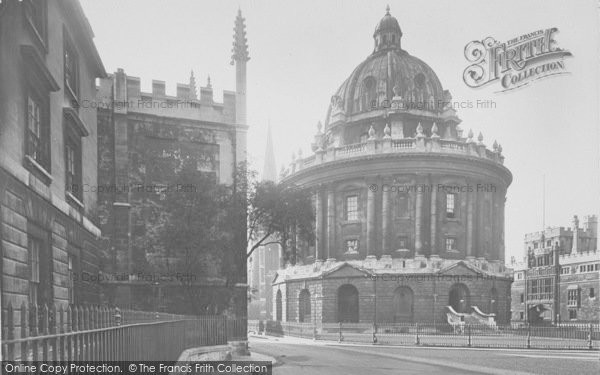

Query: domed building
[{"left": 273, "top": 7, "right": 513, "bottom": 325}]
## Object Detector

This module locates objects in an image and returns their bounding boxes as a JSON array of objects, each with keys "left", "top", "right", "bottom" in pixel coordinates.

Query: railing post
[
  {"left": 20, "top": 302, "right": 28, "bottom": 363},
  {"left": 415, "top": 323, "right": 420, "bottom": 345},
  {"left": 338, "top": 322, "right": 343, "bottom": 342},
  {"left": 588, "top": 323, "right": 593, "bottom": 350},
  {"left": 114, "top": 308, "right": 122, "bottom": 326},
  {"left": 527, "top": 323, "right": 531, "bottom": 349},
  {"left": 372, "top": 322, "right": 378, "bottom": 344},
  {"left": 467, "top": 324, "right": 471, "bottom": 347},
  {"left": 3, "top": 302, "right": 14, "bottom": 360}
]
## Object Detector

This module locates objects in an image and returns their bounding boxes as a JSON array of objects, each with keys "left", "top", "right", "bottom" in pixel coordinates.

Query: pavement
[{"left": 246, "top": 334, "right": 600, "bottom": 375}]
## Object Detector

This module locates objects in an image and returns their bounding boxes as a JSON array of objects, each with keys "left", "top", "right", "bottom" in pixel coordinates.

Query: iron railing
[
  {"left": 1, "top": 302, "right": 247, "bottom": 361},
  {"left": 250, "top": 320, "right": 600, "bottom": 350}
]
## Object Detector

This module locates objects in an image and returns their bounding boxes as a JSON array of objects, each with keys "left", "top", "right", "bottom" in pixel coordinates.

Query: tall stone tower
[
  {"left": 262, "top": 124, "right": 277, "bottom": 182},
  {"left": 231, "top": 9, "right": 250, "bottom": 163}
]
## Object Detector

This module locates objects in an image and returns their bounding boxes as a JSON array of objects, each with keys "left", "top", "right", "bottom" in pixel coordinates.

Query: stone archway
[
  {"left": 298, "top": 289, "right": 311, "bottom": 322},
  {"left": 448, "top": 283, "right": 470, "bottom": 313},
  {"left": 392, "top": 286, "right": 414, "bottom": 323},
  {"left": 337, "top": 284, "right": 359, "bottom": 322}
]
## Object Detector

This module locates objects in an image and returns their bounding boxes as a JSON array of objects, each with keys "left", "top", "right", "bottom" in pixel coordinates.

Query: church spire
[
  {"left": 262, "top": 123, "right": 277, "bottom": 182},
  {"left": 189, "top": 70, "right": 197, "bottom": 100}
]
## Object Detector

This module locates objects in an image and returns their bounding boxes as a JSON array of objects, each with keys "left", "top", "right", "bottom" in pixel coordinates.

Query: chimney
[{"left": 571, "top": 215, "right": 579, "bottom": 253}]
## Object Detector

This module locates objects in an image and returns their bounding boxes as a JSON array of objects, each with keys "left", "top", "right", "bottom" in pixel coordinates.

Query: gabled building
[{"left": 0, "top": 0, "right": 106, "bottom": 338}]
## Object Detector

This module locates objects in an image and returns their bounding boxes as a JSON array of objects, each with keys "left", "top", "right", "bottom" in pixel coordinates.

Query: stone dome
[{"left": 325, "top": 7, "right": 445, "bottom": 127}]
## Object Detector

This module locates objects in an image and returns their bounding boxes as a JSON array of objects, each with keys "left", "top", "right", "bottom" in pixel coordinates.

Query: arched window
[
  {"left": 298, "top": 289, "right": 311, "bottom": 322},
  {"left": 276, "top": 290, "right": 282, "bottom": 321},
  {"left": 395, "top": 193, "right": 409, "bottom": 218},
  {"left": 392, "top": 287, "right": 414, "bottom": 323},
  {"left": 448, "top": 283, "right": 470, "bottom": 313},
  {"left": 361, "top": 77, "right": 377, "bottom": 112},
  {"left": 337, "top": 284, "right": 359, "bottom": 322},
  {"left": 414, "top": 73, "right": 426, "bottom": 89}
]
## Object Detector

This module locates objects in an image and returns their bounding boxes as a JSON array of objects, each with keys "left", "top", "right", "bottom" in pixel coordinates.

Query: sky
[{"left": 80, "top": 0, "right": 600, "bottom": 264}]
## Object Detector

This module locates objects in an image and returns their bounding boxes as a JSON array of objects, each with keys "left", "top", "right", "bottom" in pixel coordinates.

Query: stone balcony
[{"left": 286, "top": 132, "right": 505, "bottom": 177}]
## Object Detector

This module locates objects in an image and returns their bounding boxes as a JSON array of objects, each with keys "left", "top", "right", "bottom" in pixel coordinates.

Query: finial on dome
[
  {"left": 416, "top": 122, "right": 424, "bottom": 138},
  {"left": 383, "top": 123, "right": 391, "bottom": 138},
  {"left": 316, "top": 121, "right": 323, "bottom": 134},
  {"left": 431, "top": 122, "right": 439, "bottom": 138},
  {"left": 206, "top": 75, "right": 212, "bottom": 88},
  {"left": 467, "top": 129, "right": 474, "bottom": 140},
  {"left": 477, "top": 132, "right": 484, "bottom": 144},
  {"left": 493, "top": 140, "right": 498, "bottom": 151},
  {"left": 368, "top": 125, "right": 376, "bottom": 140},
  {"left": 497, "top": 143, "right": 503, "bottom": 153},
  {"left": 386, "top": 4, "right": 390, "bottom": 15}
]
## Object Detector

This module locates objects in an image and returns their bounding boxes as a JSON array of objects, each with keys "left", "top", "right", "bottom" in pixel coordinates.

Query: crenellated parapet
[{"left": 96, "top": 68, "right": 237, "bottom": 125}]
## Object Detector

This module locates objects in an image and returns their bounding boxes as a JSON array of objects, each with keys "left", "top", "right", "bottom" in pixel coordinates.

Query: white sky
[{"left": 80, "top": 0, "right": 600, "bottom": 264}]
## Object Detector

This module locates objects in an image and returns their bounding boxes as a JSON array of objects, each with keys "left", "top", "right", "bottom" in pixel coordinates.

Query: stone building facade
[
  {"left": 95, "top": 11, "right": 249, "bottom": 315},
  {"left": 0, "top": 0, "right": 106, "bottom": 337},
  {"left": 511, "top": 215, "right": 599, "bottom": 323},
  {"left": 273, "top": 7, "right": 513, "bottom": 324}
]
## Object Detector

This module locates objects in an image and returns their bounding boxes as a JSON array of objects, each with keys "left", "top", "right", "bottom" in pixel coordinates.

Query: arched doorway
[
  {"left": 337, "top": 284, "right": 359, "bottom": 322},
  {"left": 448, "top": 283, "right": 470, "bottom": 313},
  {"left": 392, "top": 286, "right": 414, "bottom": 322},
  {"left": 276, "top": 290, "right": 282, "bottom": 321},
  {"left": 298, "top": 289, "right": 311, "bottom": 322}
]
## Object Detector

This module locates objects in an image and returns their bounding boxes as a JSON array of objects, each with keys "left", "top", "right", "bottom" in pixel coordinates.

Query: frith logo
[{"left": 463, "top": 28, "right": 572, "bottom": 92}]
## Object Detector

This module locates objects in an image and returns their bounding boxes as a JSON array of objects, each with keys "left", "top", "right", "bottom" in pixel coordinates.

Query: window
[
  {"left": 397, "top": 236, "right": 408, "bottom": 249},
  {"left": 590, "top": 288, "right": 595, "bottom": 298},
  {"left": 445, "top": 237, "right": 457, "bottom": 252},
  {"left": 445, "top": 193, "right": 457, "bottom": 218},
  {"left": 64, "top": 123, "right": 82, "bottom": 201},
  {"left": 28, "top": 238, "right": 40, "bottom": 305},
  {"left": 64, "top": 32, "right": 79, "bottom": 100},
  {"left": 560, "top": 267, "right": 571, "bottom": 275},
  {"left": 68, "top": 255, "right": 75, "bottom": 304},
  {"left": 568, "top": 309, "right": 577, "bottom": 320},
  {"left": 24, "top": 0, "right": 47, "bottom": 44},
  {"left": 546, "top": 240, "right": 552, "bottom": 247},
  {"left": 26, "top": 92, "right": 50, "bottom": 171},
  {"left": 528, "top": 278, "right": 553, "bottom": 301},
  {"left": 533, "top": 242, "right": 539, "bottom": 249},
  {"left": 345, "top": 195, "right": 358, "bottom": 221},
  {"left": 519, "top": 312, "right": 524, "bottom": 320},
  {"left": 345, "top": 239, "right": 359, "bottom": 253},
  {"left": 520, "top": 293, "right": 524, "bottom": 303},
  {"left": 567, "top": 289, "right": 581, "bottom": 308},
  {"left": 516, "top": 272, "right": 523, "bottom": 280}
]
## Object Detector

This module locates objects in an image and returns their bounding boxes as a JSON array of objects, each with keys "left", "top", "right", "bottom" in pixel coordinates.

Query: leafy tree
[{"left": 246, "top": 178, "right": 315, "bottom": 266}]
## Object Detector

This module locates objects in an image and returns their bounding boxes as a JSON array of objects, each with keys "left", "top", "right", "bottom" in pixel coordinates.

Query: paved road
[{"left": 249, "top": 336, "right": 600, "bottom": 375}]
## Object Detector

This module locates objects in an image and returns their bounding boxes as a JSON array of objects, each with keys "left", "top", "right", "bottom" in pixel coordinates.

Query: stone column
[
  {"left": 466, "top": 183, "right": 474, "bottom": 259},
  {"left": 315, "top": 187, "right": 324, "bottom": 260},
  {"left": 414, "top": 177, "right": 424, "bottom": 256},
  {"left": 381, "top": 180, "right": 390, "bottom": 255},
  {"left": 327, "top": 188, "right": 336, "bottom": 260},
  {"left": 430, "top": 176, "right": 438, "bottom": 256},
  {"left": 367, "top": 182, "right": 376, "bottom": 256}
]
